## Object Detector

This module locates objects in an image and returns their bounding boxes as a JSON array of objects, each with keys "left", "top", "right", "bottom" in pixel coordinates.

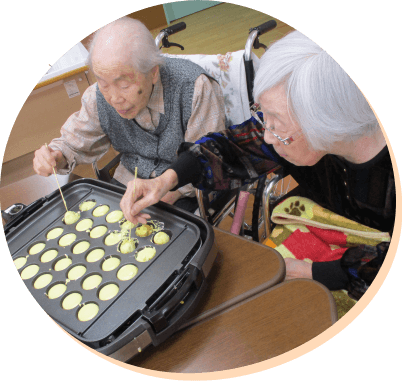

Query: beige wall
[
  {"left": 80, "top": 5, "right": 167, "bottom": 50},
  {"left": 2, "top": 5, "right": 167, "bottom": 169},
  {"left": 4, "top": 71, "right": 94, "bottom": 163}
]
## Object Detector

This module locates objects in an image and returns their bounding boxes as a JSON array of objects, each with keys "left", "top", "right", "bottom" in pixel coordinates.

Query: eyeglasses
[{"left": 250, "top": 103, "right": 302, "bottom": 146}]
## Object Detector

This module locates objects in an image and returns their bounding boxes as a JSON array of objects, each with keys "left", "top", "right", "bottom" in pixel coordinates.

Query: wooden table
[
  {"left": 1, "top": 174, "right": 337, "bottom": 372},
  {"left": 130, "top": 229, "right": 337, "bottom": 372}
]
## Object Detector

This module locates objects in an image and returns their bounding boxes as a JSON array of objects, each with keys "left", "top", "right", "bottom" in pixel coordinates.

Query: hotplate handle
[
  {"left": 2, "top": 203, "right": 27, "bottom": 224},
  {"left": 143, "top": 266, "right": 202, "bottom": 333},
  {"left": 3, "top": 198, "right": 47, "bottom": 236}
]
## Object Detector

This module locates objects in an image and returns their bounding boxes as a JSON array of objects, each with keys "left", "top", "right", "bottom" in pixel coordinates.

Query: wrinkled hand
[
  {"left": 120, "top": 169, "right": 179, "bottom": 224},
  {"left": 284, "top": 258, "right": 313, "bottom": 280},
  {"left": 160, "top": 189, "right": 182, "bottom": 205},
  {"left": 33, "top": 145, "right": 66, "bottom": 177}
]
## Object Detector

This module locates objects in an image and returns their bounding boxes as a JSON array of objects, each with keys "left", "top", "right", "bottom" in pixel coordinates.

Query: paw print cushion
[{"left": 265, "top": 196, "right": 390, "bottom": 263}]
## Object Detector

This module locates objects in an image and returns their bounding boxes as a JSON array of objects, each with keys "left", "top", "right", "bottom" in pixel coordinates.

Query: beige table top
[
  {"left": 1, "top": 173, "right": 80, "bottom": 225},
  {"left": 130, "top": 229, "right": 337, "bottom": 372}
]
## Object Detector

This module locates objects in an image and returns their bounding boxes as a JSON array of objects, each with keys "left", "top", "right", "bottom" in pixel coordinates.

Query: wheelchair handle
[
  {"left": 155, "top": 22, "right": 186, "bottom": 49},
  {"left": 244, "top": 20, "right": 277, "bottom": 61},
  {"left": 251, "top": 20, "right": 277, "bottom": 36},
  {"left": 162, "top": 22, "right": 186, "bottom": 36}
]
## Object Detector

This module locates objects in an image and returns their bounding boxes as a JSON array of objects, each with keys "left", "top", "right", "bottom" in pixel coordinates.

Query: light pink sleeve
[{"left": 49, "top": 84, "right": 111, "bottom": 174}]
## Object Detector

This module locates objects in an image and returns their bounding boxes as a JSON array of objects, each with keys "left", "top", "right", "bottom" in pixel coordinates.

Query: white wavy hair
[
  {"left": 87, "top": 17, "right": 165, "bottom": 74},
  {"left": 253, "top": 31, "right": 379, "bottom": 151}
]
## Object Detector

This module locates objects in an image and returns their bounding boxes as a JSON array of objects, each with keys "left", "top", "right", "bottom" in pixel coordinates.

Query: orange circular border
[{"left": 60, "top": 14, "right": 401, "bottom": 378}]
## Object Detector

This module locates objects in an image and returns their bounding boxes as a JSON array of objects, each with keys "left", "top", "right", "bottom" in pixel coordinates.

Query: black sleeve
[
  {"left": 340, "top": 242, "right": 389, "bottom": 300},
  {"left": 169, "top": 151, "right": 204, "bottom": 190},
  {"left": 313, "top": 242, "right": 389, "bottom": 300},
  {"left": 312, "top": 260, "right": 349, "bottom": 290}
]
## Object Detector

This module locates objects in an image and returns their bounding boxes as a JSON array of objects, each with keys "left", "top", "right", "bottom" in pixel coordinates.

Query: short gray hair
[
  {"left": 253, "top": 31, "right": 379, "bottom": 151},
  {"left": 87, "top": 17, "right": 164, "bottom": 74}
]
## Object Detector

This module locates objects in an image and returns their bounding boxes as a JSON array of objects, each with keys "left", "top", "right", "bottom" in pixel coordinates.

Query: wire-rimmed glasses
[{"left": 250, "top": 103, "right": 302, "bottom": 146}]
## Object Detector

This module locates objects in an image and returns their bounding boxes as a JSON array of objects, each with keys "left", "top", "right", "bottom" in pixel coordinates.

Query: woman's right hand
[
  {"left": 120, "top": 169, "right": 179, "bottom": 224},
  {"left": 33, "top": 145, "right": 66, "bottom": 176}
]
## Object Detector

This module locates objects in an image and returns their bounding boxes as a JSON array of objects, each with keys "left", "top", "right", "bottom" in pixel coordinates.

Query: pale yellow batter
[
  {"left": 58, "top": 233, "right": 77, "bottom": 247},
  {"left": 119, "top": 239, "right": 137, "bottom": 254},
  {"left": 104, "top": 232, "right": 122, "bottom": 246},
  {"left": 46, "top": 227, "right": 64, "bottom": 240},
  {"left": 135, "top": 224, "right": 153, "bottom": 237},
  {"left": 153, "top": 232, "right": 170, "bottom": 245},
  {"left": 102, "top": 257, "right": 121, "bottom": 271},
  {"left": 92, "top": 205, "right": 110, "bottom": 217},
  {"left": 67, "top": 265, "right": 87, "bottom": 280},
  {"left": 72, "top": 241, "right": 90, "bottom": 254},
  {"left": 86, "top": 248, "right": 105, "bottom": 263},
  {"left": 117, "top": 264, "right": 138, "bottom": 281},
  {"left": 54, "top": 257, "right": 72, "bottom": 271},
  {"left": 64, "top": 211, "right": 80, "bottom": 225},
  {"left": 29, "top": 243, "right": 46, "bottom": 255},
  {"left": 136, "top": 247, "right": 156, "bottom": 262},
  {"left": 40, "top": 249, "right": 58, "bottom": 263},
  {"left": 62, "top": 292, "right": 82, "bottom": 310},
  {"left": 20, "top": 265, "right": 40, "bottom": 280},
  {"left": 78, "top": 303, "right": 99, "bottom": 322},
  {"left": 148, "top": 220, "right": 164, "bottom": 232},
  {"left": 98, "top": 284, "right": 119, "bottom": 301},
  {"left": 48, "top": 283, "right": 67, "bottom": 299},
  {"left": 76, "top": 218, "right": 94, "bottom": 232},
  {"left": 82, "top": 274, "right": 102, "bottom": 290},
  {"left": 90, "top": 225, "right": 108, "bottom": 239},
  {"left": 14, "top": 257, "right": 27, "bottom": 269},
  {"left": 34, "top": 273, "right": 53, "bottom": 289},
  {"left": 79, "top": 200, "right": 97, "bottom": 212},
  {"left": 106, "top": 210, "right": 124, "bottom": 223},
  {"left": 120, "top": 220, "right": 136, "bottom": 231}
]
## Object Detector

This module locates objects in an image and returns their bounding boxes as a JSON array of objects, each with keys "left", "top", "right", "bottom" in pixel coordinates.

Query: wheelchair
[{"left": 92, "top": 20, "right": 288, "bottom": 242}]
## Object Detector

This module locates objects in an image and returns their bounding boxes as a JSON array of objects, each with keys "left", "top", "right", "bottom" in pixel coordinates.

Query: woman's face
[
  {"left": 259, "top": 85, "right": 325, "bottom": 166},
  {"left": 92, "top": 58, "right": 158, "bottom": 120}
]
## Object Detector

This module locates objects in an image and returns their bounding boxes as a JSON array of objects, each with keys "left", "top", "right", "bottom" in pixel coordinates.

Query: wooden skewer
[
  {"left": 132, "top": 166, "right": 138, "bottom": 200},
  {"left": 45, "top": 143, "right": 68, "bottom": 212},
  {"left": 129, "top": 167, "right": 138, "bottom": 241}
]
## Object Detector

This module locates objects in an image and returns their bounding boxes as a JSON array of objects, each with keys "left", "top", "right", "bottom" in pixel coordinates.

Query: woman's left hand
[
  {"left": 160, "top": 189, "right": 182, "bottom": 205},
  {"left": 284, "top": 258, "right": 313, "bottom": 280}
]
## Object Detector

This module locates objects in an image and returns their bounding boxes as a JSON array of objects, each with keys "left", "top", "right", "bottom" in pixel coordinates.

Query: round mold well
[
  {"left": 28, "top": 242, "right": 46, "bottom": 255},
  {"left": 79, "top": 199, "right": 97, "bottom": 212},
  {"left": 134, "top": 246, "right": 157, "bottom": 263},
  {"left": 92, "top": 204, "right": 110, "bottom": 218},
  {"left": 151, "top": 229, "right": 172, "bottom": 245}
]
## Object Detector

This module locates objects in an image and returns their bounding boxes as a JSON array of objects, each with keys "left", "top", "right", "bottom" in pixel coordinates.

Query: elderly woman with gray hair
[
  {"left": 121, "top": 31, "right": 395, "bottom": 298},
  {"left": 33, "top": 17, "right": 226, "bottom": 212}
]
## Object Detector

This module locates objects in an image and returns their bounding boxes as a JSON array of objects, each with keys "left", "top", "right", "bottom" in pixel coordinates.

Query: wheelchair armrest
[
  {"left": 262, "top": 171, "right": 285, "bottom": 239},
  {"left": 195, "top": 189, "right": 207, "bottom": 220},
  {"left": 195, "top": 189, "right": 237, "bottom": 227},
  {"left": 92, "top": 152, "right": 122, "bottom": 183},
  {"left": 262, "top": 168, "right": 301, "bottom": 240}
]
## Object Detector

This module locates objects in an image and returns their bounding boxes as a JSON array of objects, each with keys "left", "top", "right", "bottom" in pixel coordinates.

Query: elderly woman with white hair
[
  {"left": 33, "top": 17, "right": 226, "bottom": 212},
  {"left": 121, "top": 31, "right": 395, "bottom": 297}
]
